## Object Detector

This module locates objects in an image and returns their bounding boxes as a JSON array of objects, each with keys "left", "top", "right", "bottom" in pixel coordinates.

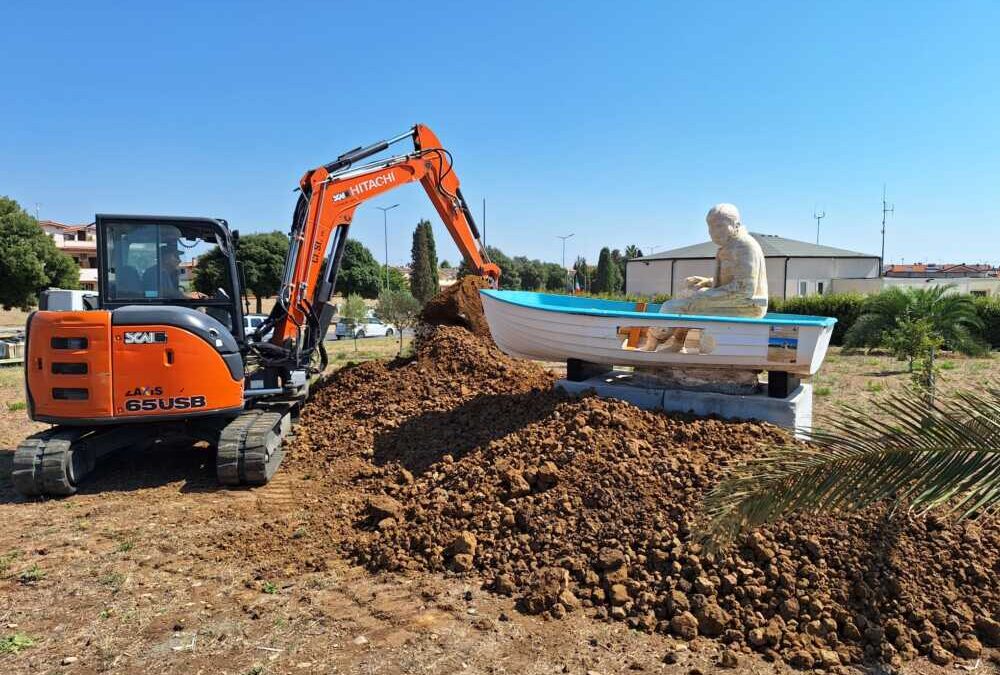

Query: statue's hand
[{"left": 685, "top": 276, "right": 713, "bottom": 290}]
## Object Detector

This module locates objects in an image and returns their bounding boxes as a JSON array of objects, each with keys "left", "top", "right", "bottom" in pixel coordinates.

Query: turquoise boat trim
[{"left": 479, "top": 290, "right": 837, "bottom": 328}]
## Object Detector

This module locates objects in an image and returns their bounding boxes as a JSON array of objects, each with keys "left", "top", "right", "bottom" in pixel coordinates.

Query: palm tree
[
  {"left": 624, "top": 244, "right": 643, "bottom": 260},
  {"left": 845, "top": 285, "right": 985, "bottom": 355},
  {"left": 700, "top": 387, "right": 1000, "bottom": 548}
]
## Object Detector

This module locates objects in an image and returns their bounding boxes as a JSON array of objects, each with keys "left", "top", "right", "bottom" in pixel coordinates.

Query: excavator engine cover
[{"left": 26, "top": 306, "right": 244, "bottom": 425}]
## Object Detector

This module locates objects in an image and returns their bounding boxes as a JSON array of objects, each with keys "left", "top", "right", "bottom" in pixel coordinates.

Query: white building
[
  {"left": 39, "top": 220, "right": 99, "bottom": 291},
  {"left": 626, "top": 233, "right": 880, "bottom": 299}
]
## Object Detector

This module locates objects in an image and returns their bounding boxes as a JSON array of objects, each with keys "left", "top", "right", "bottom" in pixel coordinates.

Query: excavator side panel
[
  {"left": 26, "top": 310, "right": 114, "bottom": 421},
  {"left": 111, "top": 323, "right": 244, "bottom": 419}
]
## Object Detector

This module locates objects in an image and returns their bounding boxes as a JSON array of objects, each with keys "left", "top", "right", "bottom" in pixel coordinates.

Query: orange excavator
[{"left": 14, "top": 124, "right": 499, "bottom": 496}]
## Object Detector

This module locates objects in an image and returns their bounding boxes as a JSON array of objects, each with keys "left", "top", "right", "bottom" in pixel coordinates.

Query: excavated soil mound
[
  {"left": 419, "top": 275, "right": 492, "bottom": 338},
  {"left": 253, "top": 296, "right": 998, "bottom": 670},
  {"left": 345, "top": 385, "right": 999, "bottom": 668}
]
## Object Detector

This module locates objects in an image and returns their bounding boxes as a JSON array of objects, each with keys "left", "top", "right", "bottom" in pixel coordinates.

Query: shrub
[
  {"left": 768, "top": 293, "right": 865, "bottom": 346},
  {"left": 973, "top": 296, "right": 1000, "bottom": 349}
]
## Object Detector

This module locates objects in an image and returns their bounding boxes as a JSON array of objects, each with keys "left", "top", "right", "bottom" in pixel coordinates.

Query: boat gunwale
[{"left": 480, "top": 290, "right": 837, "bottom": 328}]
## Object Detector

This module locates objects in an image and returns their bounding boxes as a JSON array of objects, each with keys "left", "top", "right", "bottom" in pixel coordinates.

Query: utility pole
[
  {"left": 813, "top": 209, "right": 826, "bottom": 245},
  {"left": 880, "top": 185, "right": 894, "bottom": 276},
  {"left": 557, "top": 233, "right": 574, "bottom": 290},
  {"left": 376, "top": 204, "right": 399, "bottom": 291}
]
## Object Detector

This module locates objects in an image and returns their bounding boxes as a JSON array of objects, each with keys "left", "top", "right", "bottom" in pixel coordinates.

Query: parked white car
[
  {"left": 334, "top": 316, "right": 395, "bottom": 339},
  {"left": 244, "top": 313, "right": 272, "bottom": 341}
]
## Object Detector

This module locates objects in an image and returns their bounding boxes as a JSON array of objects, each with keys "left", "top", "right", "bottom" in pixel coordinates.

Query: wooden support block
[{"left": 767, "top": 371, "right": 801, "bottom": 399}]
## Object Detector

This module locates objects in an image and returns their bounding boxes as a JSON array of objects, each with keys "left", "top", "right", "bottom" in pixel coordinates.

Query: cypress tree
[
  {"left": 594, "top": 247, "right": 623, "bottom": 294},
  {"left": 410, "top": 220, "right": 439, "bottom": 303},
  {"left": 422, "top": 221, "right": 440, "bottom": 293}
]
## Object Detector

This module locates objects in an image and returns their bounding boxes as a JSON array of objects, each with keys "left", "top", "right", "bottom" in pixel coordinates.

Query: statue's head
[{"left": 706, "top": 203, "right": 743, "bottom": 245}]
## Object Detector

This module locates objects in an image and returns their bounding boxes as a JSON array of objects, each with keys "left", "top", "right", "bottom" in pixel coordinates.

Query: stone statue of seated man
[{"left": 642, "top": 203, "right": 768, "bottom": 352}]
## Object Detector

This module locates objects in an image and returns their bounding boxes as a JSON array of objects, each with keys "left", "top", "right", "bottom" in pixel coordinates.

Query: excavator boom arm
[{"left": 267, "top": 125, "right": 498, "bottom": 361}]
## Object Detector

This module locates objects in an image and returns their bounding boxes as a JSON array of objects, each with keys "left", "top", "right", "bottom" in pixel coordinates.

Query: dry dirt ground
[{"left": 0, "top": 343, "right": 996, "bottom": 674}]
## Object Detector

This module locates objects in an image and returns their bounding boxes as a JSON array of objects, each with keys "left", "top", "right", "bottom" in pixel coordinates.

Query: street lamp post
[
  {"left": 557, "top": 233, "right": 574, "bottom": 290},
  {"left": 376, "top": 204, "right": 400, "bottom": 291}
]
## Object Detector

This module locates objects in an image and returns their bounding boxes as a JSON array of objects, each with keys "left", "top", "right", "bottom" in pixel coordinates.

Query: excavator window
[{"left": 97, "top": 216, "right": 245, "bottom": 340}]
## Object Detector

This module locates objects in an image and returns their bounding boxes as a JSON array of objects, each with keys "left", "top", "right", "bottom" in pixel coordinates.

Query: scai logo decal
[{"left": 124, "top": 331, "right": 167, "bottom": 345}]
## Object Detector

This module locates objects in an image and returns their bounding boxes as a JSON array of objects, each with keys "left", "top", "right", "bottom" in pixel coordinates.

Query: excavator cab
[{"left": 96, "top": 215, "right": 245, "bottom": 341}]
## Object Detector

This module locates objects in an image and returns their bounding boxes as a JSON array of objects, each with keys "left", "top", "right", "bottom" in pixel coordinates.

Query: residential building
[
  {"left": 884, "top": 263, "right": 996, "bottom": 278},
  {"left": 39, "top": 220, "right": 99, "bottom": 291},
  {"left": 626, "top": 233, "right": 880, "bottom": 299}
]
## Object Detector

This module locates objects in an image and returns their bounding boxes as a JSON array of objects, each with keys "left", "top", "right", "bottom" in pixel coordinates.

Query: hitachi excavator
[{"left": 13, "top": 124, "right": 499, "bottom": 496}]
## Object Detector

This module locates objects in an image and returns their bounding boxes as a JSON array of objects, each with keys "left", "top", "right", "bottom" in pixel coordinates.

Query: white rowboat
[{"left": 479, "top": 291, "right": 836, "bottom": 376}]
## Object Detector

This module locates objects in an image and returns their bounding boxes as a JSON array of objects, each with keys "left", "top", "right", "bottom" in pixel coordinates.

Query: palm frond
[{"left": 700, "top": 387, "right": 1000, "bottom": 548}]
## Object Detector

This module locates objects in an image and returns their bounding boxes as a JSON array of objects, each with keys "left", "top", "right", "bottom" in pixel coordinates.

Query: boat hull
[{"left": 479, "top": 291, "right": 835, "bottom": 376}]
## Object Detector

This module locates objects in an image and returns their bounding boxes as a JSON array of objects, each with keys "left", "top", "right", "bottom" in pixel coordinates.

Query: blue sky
[{"left": 3, "top": 1, "right": 998, "bottom": 268}]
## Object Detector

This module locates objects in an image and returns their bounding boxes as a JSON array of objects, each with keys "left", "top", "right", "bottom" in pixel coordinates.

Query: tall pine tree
[
  {"left": 593, "top": 246, "right": 623, "bottom": 294},
  {"left": 409, "top": 219, "right": 439, "bottom": 303}
]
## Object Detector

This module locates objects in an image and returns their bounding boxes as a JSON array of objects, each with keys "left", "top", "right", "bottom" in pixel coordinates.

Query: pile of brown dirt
[
  {"left": 233, "top": 289, "right": 998, "bottom": 671},
  {"left": 344, "top": 385, "right": 1000, "bottom": 668},
  {"left": 419, "top": 275, "right": 493, "bottom": 338}
]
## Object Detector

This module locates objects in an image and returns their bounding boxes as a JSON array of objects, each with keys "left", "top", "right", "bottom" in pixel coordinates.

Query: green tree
[
  {"left": 611, "top": 248, "right": 626, "bottom": 286},
  {"left": 845, "top": 285, "right": 985, "bottom": 355},
  {"left": 459, "top": 245, "right": 521, "bottom": 289},
  {"left": 624, "top": 244, "right": 643, "bottom": 260},
  {"left": 0, "top": 197, "right": 79, "bottom": 310},
  {"left": 341, "top": 293, "right": 367, "bottom": 351},
  {"left": 410, "top": 220, "right": 440, "bottom": 303},
  {"left": 572, "top": 256, "right": 590, "bottom": 292},
  {"left": 385, "top": 266, "right": 409, "bottom": 292},
  {"left": 377, "top": 289, "right": 421, "bottom": 355},
  {"left": 518, "top": 258, "right": 545, "bottom": 291},
  {"left": 195, "top": 231, "right": 289, "bottom": 313},
  {"left": 440, "top": 259, "right": 451, "bottom": 269},
  {"left": 543, "top": 262, "right": 568, "bottom": 291},
  {"left": 700, "top": 387, "right": 1000, "bottom": 549},
  {"left": 335, "top": 239, "right": 382, "bottom": 299},
  {"left": 883, "top": 313, "right": 942, "bottom": 373},
  {"left": 593, "top": 247, "right": 623, "bottom": 294}
]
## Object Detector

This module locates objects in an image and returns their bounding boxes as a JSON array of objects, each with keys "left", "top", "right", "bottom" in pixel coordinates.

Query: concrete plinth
[{"left": 557, "top": 370, "right": 811, "bottom": 437}]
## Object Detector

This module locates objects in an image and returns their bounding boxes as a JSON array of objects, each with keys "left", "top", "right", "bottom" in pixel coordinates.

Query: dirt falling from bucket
[{"left": 419, "top": 275, "right": 493, "bottom": 339}]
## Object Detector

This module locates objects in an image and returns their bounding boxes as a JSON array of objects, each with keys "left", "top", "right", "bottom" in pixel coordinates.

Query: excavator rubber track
[
  {"left": 216, "top": 409, "right": 291, "bottom": 486},
  {"left": 12, "top": 428, "right": 92, "bottom": 497}
]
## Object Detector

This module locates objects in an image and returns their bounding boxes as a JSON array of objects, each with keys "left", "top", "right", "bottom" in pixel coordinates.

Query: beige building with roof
[
  {"left": 626, "top": 233, "right": 881, "bottom": 299},
  {"left": 39, "top": 220, "right": 99, "bottom": 291}
]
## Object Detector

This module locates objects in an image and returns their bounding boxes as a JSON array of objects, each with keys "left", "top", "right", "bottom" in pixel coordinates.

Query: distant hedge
[
  {"left": 769, "top": 293, "right": 865, "bottom": 346},
  {"left": 769, "top": 292, "right": 1000, "bottom": 350}
]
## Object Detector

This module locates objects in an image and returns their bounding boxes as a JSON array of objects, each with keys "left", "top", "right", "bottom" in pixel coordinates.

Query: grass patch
[
  {"left": 116, "top": 538, "right": 135, "bottom": 553},
  {"left": 814, "top": 386, "right": 832, "bottom": 397},
  {"left": 939, "top": 360, "right": 957, "bottom": 371},
  {"left": 0, "top": 551, "right": 21, "bottom": 578},
  {"left": 6, "top": 401, "right": 26, "bottom": 412},
  {"left": 99, "top": 572, "right": 125, "bottom": 591},
  {"left": 865, "top": 380, "right": 884, "bottom": 393},
  {"left": 262, "top": 581, "right": 278, "bottom": 594},
  {"left": 18, "top": 564, "right": 45, "bottom": 584},
  {"left": 0, "top": 366, "right": 24, "bottom": 388},
  {"left": 0, "top": 633, "right": 35, "bottom": 654}
]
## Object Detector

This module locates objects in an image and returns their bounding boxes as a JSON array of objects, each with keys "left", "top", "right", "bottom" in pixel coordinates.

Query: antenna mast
[
  {"left": 813, "top": 209, "right": 826, "bottom": 245},
  {"left": 880, "top": 185, "right": 894, "bottom": 275}
]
